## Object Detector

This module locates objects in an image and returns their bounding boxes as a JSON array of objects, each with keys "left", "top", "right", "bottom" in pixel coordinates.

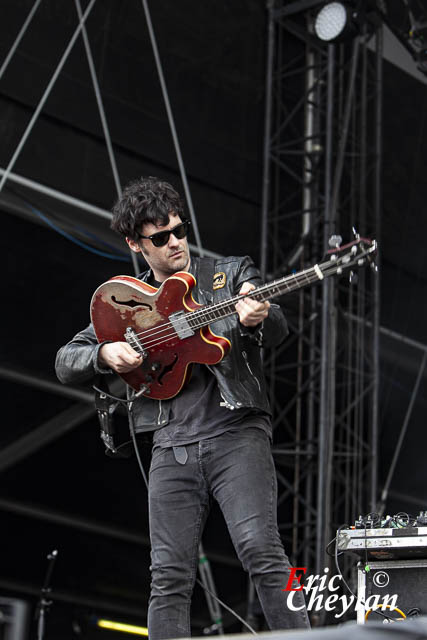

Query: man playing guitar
[{"left": 55, "top": 176, "right": 309, "bottom": 638}]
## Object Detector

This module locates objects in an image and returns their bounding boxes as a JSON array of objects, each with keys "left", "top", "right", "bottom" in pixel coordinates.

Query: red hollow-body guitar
[{"left": 90, "top": 237, "right": 376, "bottom": 400}]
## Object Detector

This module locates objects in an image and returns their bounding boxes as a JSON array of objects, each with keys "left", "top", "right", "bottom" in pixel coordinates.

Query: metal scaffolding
[
  {"left": 260, "top": 1, "right": 382, "bottom": 583},
  {"left": 8, "top": 0, "right": 427, "bottom": 630}
]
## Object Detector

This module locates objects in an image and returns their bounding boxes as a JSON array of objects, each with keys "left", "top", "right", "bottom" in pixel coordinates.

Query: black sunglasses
[{"left": 138, "top": 220, "right": 191, "bottom": 248}]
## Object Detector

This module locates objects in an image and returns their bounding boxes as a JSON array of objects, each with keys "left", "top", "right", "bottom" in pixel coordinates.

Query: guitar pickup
[
  {"left": 169, "top": 311, "right": 195, "bottom": 339},
  {"left": 124, "top": 327, "right": 148, "bottom": 358}
]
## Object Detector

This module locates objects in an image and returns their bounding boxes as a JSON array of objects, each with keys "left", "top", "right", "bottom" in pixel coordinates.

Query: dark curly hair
[{"left": 111, "top": 176, "right": 185, "bottom": 240}]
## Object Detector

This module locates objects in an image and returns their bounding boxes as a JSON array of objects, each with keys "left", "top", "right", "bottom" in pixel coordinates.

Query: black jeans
[{"left": 148, "top": 428, "right": 309, "bottom": 638}]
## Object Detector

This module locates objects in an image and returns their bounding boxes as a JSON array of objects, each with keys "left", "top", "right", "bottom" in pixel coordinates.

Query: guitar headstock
[{"left": 323, "top": 236, "right": 378, "bottom": 277}]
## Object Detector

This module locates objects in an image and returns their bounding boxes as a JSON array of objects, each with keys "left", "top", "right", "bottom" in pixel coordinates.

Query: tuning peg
[
  {"left": 329, "top": 235, "right": 342, "bottom": 248},
  {"left": 349, "top": 271, "right": 358, "bottom": 285},
  {"left": 352, "top": 227, "right": 360, "bottom": 240}
]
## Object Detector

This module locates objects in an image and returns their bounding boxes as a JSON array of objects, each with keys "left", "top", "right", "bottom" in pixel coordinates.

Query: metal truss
[{"left": 260, "top": 1, "right": 382, "bottom": 584}]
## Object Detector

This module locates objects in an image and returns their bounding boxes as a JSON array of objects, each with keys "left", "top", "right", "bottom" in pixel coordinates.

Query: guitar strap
[{"left": 195, "top": 256, "right": 217, "bottom": 303}]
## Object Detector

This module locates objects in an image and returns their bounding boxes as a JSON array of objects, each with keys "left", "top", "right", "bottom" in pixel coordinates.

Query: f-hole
[
  {"left": 112, "top": 296, "right": 152, "bottom": 311},
  {"left": 158, "top": 354, "right": 178, "bottom": 385}
]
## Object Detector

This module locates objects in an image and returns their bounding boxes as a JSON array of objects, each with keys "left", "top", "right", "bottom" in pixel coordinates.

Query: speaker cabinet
[{"left": 357, "top": 559, "right": 427, "bottom": 624}]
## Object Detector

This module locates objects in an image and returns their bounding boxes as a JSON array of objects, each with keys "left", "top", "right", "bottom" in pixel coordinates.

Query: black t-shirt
[
  {"left": 148, "top": 273, "right": 271, "bottom": 448},
  {"left": 153, "top": 364, "right": 271, "bottom": 448}
]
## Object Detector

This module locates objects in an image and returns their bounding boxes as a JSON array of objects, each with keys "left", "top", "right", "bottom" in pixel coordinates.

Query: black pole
[
  {"left": 36, "top": 550, "right": 58, "bottom": 640},
  {"left": 316, "top": 43, "right": 334, "bottom": 577},
  {"left": 371, "top": 24, "right": 383, "bottom": 511},
  {"left": 260, "top": 0, "right": 276, "bottom": 281}
]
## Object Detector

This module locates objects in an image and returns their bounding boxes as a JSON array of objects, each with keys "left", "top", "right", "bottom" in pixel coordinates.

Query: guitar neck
[{"left": 188, "top": 260, "right": 332, "bottom": 330}]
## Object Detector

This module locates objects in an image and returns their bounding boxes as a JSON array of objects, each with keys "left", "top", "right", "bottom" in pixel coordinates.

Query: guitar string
[
  {"left": 129, "top": 262, "right": 349, "bottom": 352},
  {"left": 114, "top": 247, "right": 370, "bottom": 352},
  {"left": 132, "top": 244, "right": 370, "bottom": 342},
  {"left": 127, "top": 253, "right": 373, "bottom": 361},
  {"left": 185, "top": 247, "right": 370, "bottom": 331},
  {"left": 129, "top": 263, "right": 345, "bottom": 351},
  {"left": 128, "top": 248, "right": 364, "bottom": 344},
  {"left": 132, "top": 264, "right": 323, "bottom": 342},
  {"left": 122, "top": 270, "right": 315, "bottom": 349},
  {"left": 131, "top": 267, "right": 320, "bottom": 348}
]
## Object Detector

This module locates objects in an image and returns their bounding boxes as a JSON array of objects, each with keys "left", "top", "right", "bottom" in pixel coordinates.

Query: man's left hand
[{"left": 235, "top": 282, "right": 270, "bottom": 327}]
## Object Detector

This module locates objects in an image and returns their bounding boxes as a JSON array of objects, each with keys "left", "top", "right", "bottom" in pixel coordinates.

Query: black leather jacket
[{"left": 55, "top": 255, "right": 288, "bottom": 432}]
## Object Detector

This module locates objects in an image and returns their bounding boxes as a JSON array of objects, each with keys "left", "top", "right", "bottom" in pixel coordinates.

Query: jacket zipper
[
  {"left": 207, "top": 364, "right": 236, "bottom": 410},
  {"left": 219, "top": 391, "right": 235, "bottom": 410},
  {"left": 242, "top": 350, "right": 261, "bottom": 391}
]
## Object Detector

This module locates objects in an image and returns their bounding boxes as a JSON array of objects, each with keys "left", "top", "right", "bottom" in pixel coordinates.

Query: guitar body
[{"left": 90, "top": 272, "right": 231, "bottom": 399}]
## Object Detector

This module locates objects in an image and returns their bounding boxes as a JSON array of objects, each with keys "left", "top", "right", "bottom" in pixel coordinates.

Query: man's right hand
[{"left": 98, "top": 342, "right": 143, "bottom": 373}]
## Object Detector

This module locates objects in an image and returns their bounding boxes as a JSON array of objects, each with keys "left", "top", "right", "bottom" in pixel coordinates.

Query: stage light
[
  {"left": 97, "top": 619, "right": 148, "bottom": 636},
  {"left": 314, "top": 2, "right": 359, "bottom": 42}
]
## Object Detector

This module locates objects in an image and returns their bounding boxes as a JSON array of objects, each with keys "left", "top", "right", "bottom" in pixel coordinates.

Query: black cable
[
  {"left": 394, "top": 511, "right": 416, "bottom": 527},
  {"left": 92, "top": 384, "right": 149, "bottom": 487},
  {"left": 334, "top": 525, "right": 394, "bottom": 623},
  {"left": 326, "top": 536, "right": 342, "bottom": 558},
  {"left": 127, "top": 389, "right": 149, "bottom": 491},
  {"left": 93, "top": 385, "right": 128, "bottom": 404},
  {"left": 363, "top": 520, "right": 369, "bottom": 591},
  {"left": 195, "top": 579, "right": 257, "bottom": 635},
  {"left": 334, "top": 525, "right": 358, "bottom": 600},
  {"left": 361, "top": 512, "right": 381, "bottom": 528}
]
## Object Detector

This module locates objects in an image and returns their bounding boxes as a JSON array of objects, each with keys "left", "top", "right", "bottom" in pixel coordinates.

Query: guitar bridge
[
  {"left": 124, "top": 327, "right": 148, "bottom": 358},
  {"left": 169, "top": 311, "right": 195, "bottom": 339}
]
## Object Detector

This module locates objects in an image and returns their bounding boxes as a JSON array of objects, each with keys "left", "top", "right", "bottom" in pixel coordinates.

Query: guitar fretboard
[
  {"left": 181, "top": 237, "right": 376, "bottom": 330},
  {"left": 186, "top": 262, "right": 326, "bottom": 330}
]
